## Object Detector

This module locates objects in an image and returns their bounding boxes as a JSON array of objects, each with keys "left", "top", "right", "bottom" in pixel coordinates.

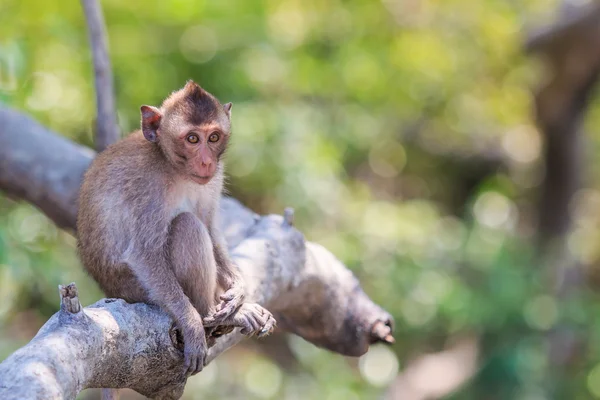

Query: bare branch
[
  {"left": 0, "top": 213, "right": 302, "bottom": 399},
  {"left": 81, "top": 0, "right": 119, "bottom": 151},
  {"left": 0, "top": 107, "right": 92, "bottom": 230},
  {"left": 0, "top": 203, "right": 392, "bottom": 399}
]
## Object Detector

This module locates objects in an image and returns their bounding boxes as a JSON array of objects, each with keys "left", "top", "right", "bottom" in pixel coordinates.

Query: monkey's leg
[
  {"left": 204, "top": 302, "right": 276, "bottom": 337},
  {"left": 168, "top": 212, "right": 218, "bottom": 317}
]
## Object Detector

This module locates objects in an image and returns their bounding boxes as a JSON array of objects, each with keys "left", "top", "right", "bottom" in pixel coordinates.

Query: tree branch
[
  {"left": 81, "top": 0, "right": 119, "bottom": 151},
  {"left": 0, "top": 106, "right": 394, "bottom": 398},
  {"left": 0, "top": 107, "right": 92, "bottom": 230}
]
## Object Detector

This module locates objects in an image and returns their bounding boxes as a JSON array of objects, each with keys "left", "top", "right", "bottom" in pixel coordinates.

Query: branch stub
[{"left": 59, "top": 282, "right": 82, "bottom": 314}]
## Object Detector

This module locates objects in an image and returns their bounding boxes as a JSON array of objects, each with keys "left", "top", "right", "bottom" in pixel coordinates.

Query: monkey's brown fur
[{"left": 77, "top": 81, "right": 275, "bottom": 377}]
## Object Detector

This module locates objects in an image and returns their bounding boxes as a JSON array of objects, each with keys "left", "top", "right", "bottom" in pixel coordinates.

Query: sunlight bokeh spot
[
  {"left": 473, "top": 191, "right": 515, "bottom": 230},
  {"left": 502, "top": 125, "right": 542, "bottom": 164},
  {"left": 359, "top": 345, "right": 399, "bottom": 387},
  {"left": 523, "top": 295, "right": 558, "bottom": 331},
  {"left": 179, "top": 25, "right": 218, "bottom": 64},
  {"left": 588, "top": 363, "right": 600, "bottom": 398},
  {"left": 245, "top": 359, "right": 283, "bottom": 398}
]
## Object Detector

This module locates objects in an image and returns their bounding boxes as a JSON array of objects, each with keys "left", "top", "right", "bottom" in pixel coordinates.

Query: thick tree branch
[
  {"left": 81, "top": 0, "right": 119, "bottom": 151},
  {"left": 0, "top": 212, "right": 305, "bottom": 399},
  {"left": 0, "top": 106, "right": 393, "bottom": 398},
  {"left": 0, "top": 108, "right": 92, "bottom": 230}
]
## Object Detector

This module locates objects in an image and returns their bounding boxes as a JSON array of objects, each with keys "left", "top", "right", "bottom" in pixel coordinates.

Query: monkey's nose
[
  {"left": 196, "top": 161, "right": 214, "bottom": 178},
  {"left": 201, "top": 160, "right": 212, "bottom": 168}
]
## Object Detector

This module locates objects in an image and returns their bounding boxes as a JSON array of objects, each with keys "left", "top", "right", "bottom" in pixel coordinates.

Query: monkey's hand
[
  {"left": 205, "top": 303, "right": 276, "bottom": 338},
  {"left": 236, "top": 303, "right": 277, "bottom": 337},
  {"left": 182, "top": 317, "right": 208, "bottom": 376},
  {"left": 206, "top": 282, "right": 245, "bottom": 325}
]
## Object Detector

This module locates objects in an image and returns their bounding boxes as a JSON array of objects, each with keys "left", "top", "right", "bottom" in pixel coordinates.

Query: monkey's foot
[{"left": 204, "top": 303, "right": 276, "bottom": 338}]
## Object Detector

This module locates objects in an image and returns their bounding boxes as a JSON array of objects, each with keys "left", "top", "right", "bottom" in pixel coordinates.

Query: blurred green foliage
[{"left": 5, "top": 0, "right": 600, "bottom": 399}]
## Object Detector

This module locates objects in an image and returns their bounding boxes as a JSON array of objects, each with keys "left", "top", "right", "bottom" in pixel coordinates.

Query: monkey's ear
[
  {"left": 140, "top": 105, "right": 162, "bottom": 143},
  {"left": 223, "top": 102, "right": 232, "bottom": 117}
]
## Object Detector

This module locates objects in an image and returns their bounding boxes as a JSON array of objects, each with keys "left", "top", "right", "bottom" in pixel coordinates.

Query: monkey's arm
[
  {"left": 213, "top": 235, "right": 243, "bottom": 288},
  {"left": 209, "top": 225, "right": 247, "bottom": 321},
  {"left": 210, "top": 209, "right": 243, "bottom": 286}
]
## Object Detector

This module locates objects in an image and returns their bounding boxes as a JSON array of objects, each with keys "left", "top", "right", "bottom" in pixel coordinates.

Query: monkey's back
[{"left": 77, "top": 131, "right": 171, "bottom": 298}]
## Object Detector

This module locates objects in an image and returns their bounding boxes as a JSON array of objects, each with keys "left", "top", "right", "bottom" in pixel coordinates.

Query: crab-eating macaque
[{"left": 77, "top": 81, "right": 276, "bottom": 377}]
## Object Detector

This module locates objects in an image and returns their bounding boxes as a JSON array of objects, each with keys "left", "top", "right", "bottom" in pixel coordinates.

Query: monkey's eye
[
  {"left": 186, "top": 133, "right": 199, "bottom": 144},
  {"left": 208, "top": 133, "right": 220, "bottom": 143}
]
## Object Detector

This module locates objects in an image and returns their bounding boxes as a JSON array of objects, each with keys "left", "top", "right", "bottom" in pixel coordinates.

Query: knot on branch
[{"left": 58, "top": 282, "right": 81, "bottom": 314}]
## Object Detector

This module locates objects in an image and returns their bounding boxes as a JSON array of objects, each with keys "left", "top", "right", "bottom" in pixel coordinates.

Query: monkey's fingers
[
  {"left": 219, "top": 291, "right": 244, "bottom": 302},
  {"left": 234, "top": 304, "right": 260, "bottom": 335},
  {"left": 184, "top": 352, "right": 197, "bottom": 376},
  {"left": 237, "top": 303, "right": 274, "bottom": 337},
  {"left": 192, "top": 353, "right": 207, "bottom": 376},
  {"left": 220, "top": 292, "right": 235, "bottom": 301},
  {"left": 207, "top": 299, "right": 241, "bottom": 323},
  {"left": 254, "top": 305, "right": 276, "bottom": 337},
  {"left": 257, "top": 315, "right": 276, "bottom": 338},
  {"left": 239, "top": 316, "right": 261, "bottom": 336},
  {"left": 219, "top": 284, "right": 245, "bottom": 303},
  {"left": 203, "top": 308, "right": 235, "bottom": 326}
]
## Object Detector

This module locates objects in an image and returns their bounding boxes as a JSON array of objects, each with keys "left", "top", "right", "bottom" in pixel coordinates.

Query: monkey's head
[{"left": 140, "top": 80, "right": 232, "bottom": 185}]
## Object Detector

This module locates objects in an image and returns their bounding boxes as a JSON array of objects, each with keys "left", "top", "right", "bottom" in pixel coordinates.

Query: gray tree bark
[{"left": 0, "top": 106, "right": 393, "bottom": 399}]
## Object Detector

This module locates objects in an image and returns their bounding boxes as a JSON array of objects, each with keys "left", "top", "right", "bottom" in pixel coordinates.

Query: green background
[{"left": 4, "top": 0, "right": 600, "bottom": 399}]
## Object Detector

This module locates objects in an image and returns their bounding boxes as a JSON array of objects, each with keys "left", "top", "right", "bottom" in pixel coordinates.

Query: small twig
[{"left": 81, "top": 0, "right": 119, "bottom": 152}]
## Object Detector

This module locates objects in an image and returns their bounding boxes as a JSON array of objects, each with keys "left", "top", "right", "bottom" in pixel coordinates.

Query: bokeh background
[{"left": 3, "top": 0, "right": 600, "bottom": 398}]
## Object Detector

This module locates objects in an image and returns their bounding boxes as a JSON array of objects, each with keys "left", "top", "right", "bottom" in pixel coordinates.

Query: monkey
[{"left": 77, "top": 81, "right": 276, "bottom": 377}]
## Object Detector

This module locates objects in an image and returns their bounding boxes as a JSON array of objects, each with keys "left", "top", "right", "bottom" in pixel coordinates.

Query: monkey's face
[
  {"left": 171, "top": 123, "right": 230, "bottom": 185},
  {"left": 140, "top": 81, "right": 233, "bottom": 185}
]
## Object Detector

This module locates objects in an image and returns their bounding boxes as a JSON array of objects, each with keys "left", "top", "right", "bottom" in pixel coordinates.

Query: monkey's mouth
[{"left": 190, "top": 174, "right": 212, "bottom": 184}]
